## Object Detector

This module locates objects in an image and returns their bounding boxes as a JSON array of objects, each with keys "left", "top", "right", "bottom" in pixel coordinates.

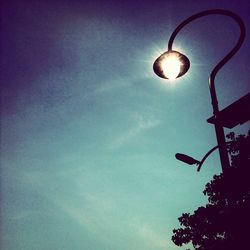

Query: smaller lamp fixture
[
  {"left": 175, "top": 145, "right": 219, "bottom": 172},
  {"left": 153, "top": 50, "right": 190, "bottom": 80},
  {"left": 175, "top": 153, "right": 200, "bottom": 165}
]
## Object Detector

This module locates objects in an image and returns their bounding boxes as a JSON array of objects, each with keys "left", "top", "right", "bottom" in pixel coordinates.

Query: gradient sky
[{"left": 1, "top": 1, "right": 250, "bottom": 250}]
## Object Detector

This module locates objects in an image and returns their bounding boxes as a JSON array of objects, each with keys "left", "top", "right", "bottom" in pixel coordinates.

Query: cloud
[
  {"left": 11, "top": 144, "right": 185, "bottom": 250},
  {"left": 81, "top": 76, "right": 131, "bottom": 100},
  {"left": 135, "top": 224, "right": 169, "bottom": 249},
  {"left": 109, "top": 113, "right": 160, "bottom": 150}
]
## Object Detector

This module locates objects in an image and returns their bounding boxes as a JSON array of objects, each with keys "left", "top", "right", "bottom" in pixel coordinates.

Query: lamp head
[
  {"left": 175, "top": 153, "right": 200, "bottom": 165},
  {"left": 153, "top": 50, "right": 190, "bottom": 80}
]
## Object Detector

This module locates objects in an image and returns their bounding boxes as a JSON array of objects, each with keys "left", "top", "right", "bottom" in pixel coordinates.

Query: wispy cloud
[
  {"left": 130, "top": 220, "right": 170, "bottom": 249},
  {"left": 18, "top": 168, "right": 173, "bottom": 250},
  {"left": 82, "top": 77, "right": 131, "bottom": 100},
  {"left": 109, "top": 113, "right": 160, "bottom": 150}
]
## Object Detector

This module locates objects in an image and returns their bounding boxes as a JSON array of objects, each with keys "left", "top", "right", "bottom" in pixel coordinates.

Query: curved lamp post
[
  {"left": 153, "top": 9, "right": 246, "bottom": 173},
  {"left": 175, "top": 146, "right": 218, "bottom": 172}
]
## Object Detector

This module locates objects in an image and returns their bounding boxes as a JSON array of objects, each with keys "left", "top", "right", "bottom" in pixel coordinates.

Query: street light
[
  {"left": 153, "top": 50, "right": 190, "bottom": 79},
  {"left": 175, "top": 146, "right": 219, "bottom": 172},
  {"left": 153, "top": 9, "right": 246, "bottom": 173}
]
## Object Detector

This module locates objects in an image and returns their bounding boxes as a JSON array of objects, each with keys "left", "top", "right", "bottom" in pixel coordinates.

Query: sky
[{"left": 1, "top": 0, "right": 250, "bottom": 250}]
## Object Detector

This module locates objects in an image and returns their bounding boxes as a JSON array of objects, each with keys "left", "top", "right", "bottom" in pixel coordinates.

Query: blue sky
[{"left": 1, "top": 1, "right": 250, "bottom": 250}]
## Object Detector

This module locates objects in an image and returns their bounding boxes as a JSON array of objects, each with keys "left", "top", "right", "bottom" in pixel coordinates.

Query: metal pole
[{"left": 168, "top": 9, "right": 246, "bottom": 172}]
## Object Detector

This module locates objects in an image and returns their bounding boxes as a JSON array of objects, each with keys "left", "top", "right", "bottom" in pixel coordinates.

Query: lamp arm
[
  {"left": 168, "top": 9, "right": 246, "bottom": 114},
  {"left": 196, "top": 140, "right": 234, "bottom": 172},
  {"left": 197, "top": 145, "right": 219, "bottom": 172}
]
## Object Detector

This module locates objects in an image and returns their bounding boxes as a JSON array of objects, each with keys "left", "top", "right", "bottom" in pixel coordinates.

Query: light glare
[
  {"left": 153, "top": 50, "right": 190, "bottom": 80},
  {"left": 161, "top": 54, "right": 181, "bottom": 80}
]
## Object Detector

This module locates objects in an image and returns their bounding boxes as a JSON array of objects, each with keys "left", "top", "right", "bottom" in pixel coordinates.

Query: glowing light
[
  {"left": 161, "top": 54, "right": 182, "bottom": 80},
  {"left": 153, "top": 50, "right": 190, "bottom": 80}
]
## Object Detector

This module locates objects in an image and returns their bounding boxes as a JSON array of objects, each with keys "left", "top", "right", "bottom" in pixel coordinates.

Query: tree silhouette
[{"left": 172, "top": 130, "right": 250, "bottom": 250}]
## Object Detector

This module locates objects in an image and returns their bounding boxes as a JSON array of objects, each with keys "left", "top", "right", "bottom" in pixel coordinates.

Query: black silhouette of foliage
[{"left": 172, "top": 130, "right": 250, "bottom": 250}]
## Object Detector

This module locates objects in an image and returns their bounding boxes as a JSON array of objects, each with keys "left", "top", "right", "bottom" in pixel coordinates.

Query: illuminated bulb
[
  {"left": 153, "top": 50, "right": 190, "bottom": 80},
  {"left": 161, "top": 54, "right": 181, "bottom": 79}
]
